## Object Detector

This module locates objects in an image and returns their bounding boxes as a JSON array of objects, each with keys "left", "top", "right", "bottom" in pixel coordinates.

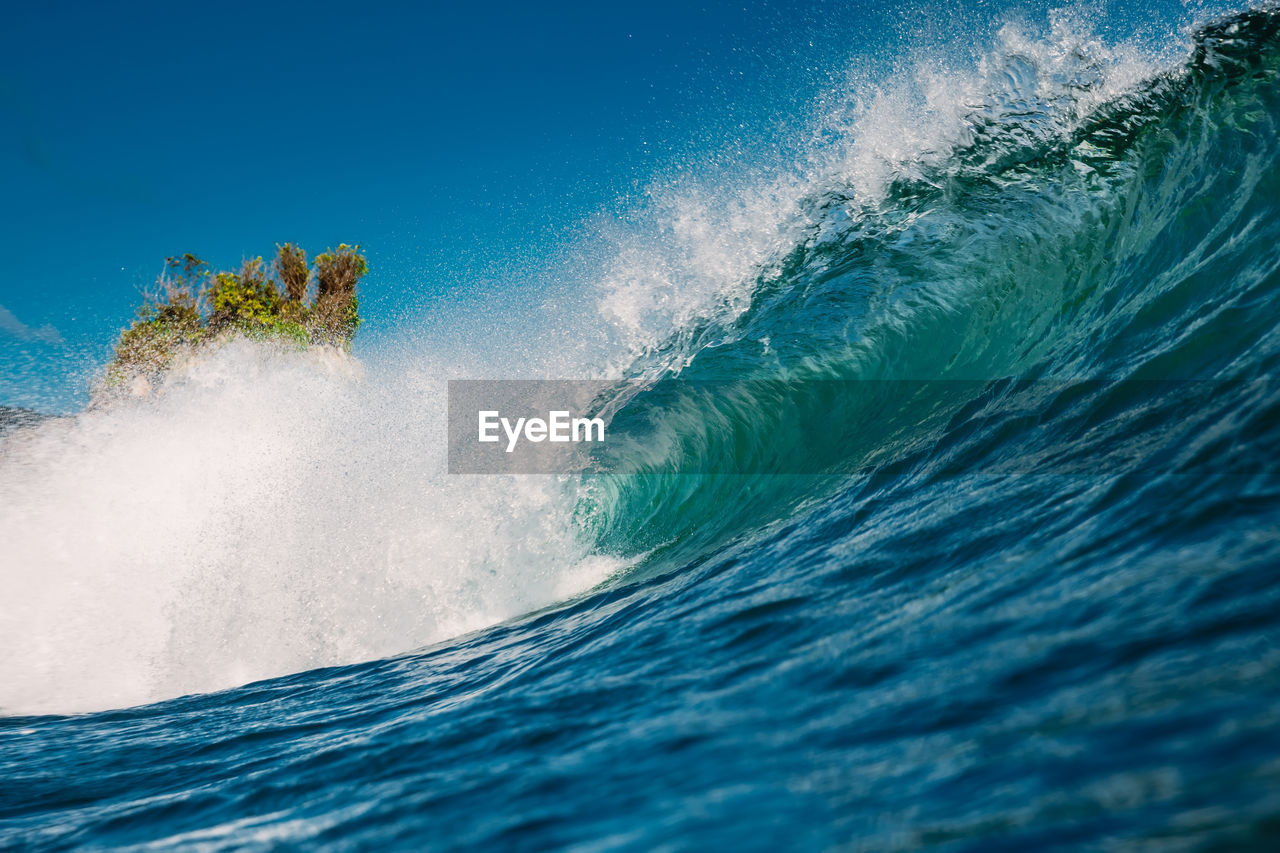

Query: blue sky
[
  {"left": 0, "top": 0, "right": 1200, "bottom": 410},
  {"left": 1, "top": 0, "right": 890, "bottom": 410}
]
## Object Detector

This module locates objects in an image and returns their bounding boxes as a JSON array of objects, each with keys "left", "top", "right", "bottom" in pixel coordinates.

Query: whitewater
[{"left": 3, "top": 3, "right": 1280, "bottom": 848}]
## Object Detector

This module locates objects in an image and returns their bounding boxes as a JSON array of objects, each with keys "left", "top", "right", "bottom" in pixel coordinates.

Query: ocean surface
[{"left": 4, "top": 4, "right": 1280, "bottom": 849}]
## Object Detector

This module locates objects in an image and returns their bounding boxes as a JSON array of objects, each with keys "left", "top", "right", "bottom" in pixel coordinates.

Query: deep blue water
[{"left": 4, "top": 4, "right": 1280, "bottom": 850}]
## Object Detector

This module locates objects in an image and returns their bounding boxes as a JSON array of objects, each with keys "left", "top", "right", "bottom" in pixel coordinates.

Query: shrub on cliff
[
  {"left": 105, "top": 244, "right": 366, "bottom": 392},
  {"left": 312, "top": 245, "right": 366, "bottom": 344}
]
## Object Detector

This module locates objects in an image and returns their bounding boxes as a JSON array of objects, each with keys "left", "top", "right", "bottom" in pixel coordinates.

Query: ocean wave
[{"left": 2, "top": 3, "right": 1278, "bottom": 719}]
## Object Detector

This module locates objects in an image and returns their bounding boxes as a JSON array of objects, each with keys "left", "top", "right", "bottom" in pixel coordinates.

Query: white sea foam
[
  {"left": 592, "top": 4, "right": 1173, "bottom": 365},
  {"left": 0, "top": 340, "right": 622, "bottom": 715}
]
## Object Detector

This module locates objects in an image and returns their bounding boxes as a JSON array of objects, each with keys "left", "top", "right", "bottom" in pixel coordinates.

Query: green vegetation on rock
[{"left": 106, "top": 244, "right": 366, "bottom": 392}]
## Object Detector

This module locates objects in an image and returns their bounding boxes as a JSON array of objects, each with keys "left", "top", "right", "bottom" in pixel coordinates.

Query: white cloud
[{"left": 0, "top": 303, "right": 63, "bottom": 344}]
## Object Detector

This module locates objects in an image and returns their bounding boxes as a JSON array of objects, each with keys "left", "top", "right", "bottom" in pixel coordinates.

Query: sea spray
[{"left": 0, "top": 340, "right": 622, "bottom": 715}]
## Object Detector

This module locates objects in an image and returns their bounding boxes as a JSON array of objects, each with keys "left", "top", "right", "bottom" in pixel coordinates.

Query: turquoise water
[{"left": 3, "top": 5, "right": 1280, "bottom": 849}]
